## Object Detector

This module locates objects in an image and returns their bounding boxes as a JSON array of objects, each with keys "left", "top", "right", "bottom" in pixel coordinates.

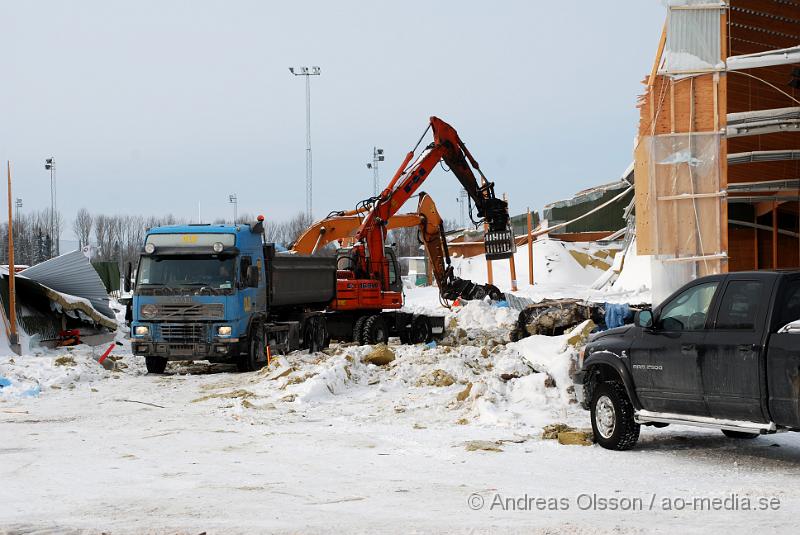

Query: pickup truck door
[
  {"left": 765, "top": 277, "right": 800, "bottom": 428},
  {"left": 631, "top": 281, "right": 719, "bottom": 416},
  {"left": 702, "top": 279, "right": 770, "bottom": 422}
]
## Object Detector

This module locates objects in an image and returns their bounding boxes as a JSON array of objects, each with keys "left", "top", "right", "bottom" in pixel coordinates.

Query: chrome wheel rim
[{"left": 595, "top": 395, "right": 616, "bottom": 439}]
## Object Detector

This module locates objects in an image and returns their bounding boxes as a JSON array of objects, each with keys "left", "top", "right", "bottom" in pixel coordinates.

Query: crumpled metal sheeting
[{"left": 20, "top": 250, "right": 115, "bottom": 319}]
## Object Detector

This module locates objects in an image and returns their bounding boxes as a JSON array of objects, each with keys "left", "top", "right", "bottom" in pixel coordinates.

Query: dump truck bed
[{"left": 265, "top": 245, "right": 337, "bottom": 309}]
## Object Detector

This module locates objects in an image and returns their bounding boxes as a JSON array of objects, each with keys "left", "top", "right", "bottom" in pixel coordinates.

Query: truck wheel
[
  {"left": 238, "top": 329, "right": 266, "bottom": 372},
  {"left": 399, "top": 330, "right": 411, "bottom": 345},
  {"left": 353, "top": 315, "right": 368, "bottom": 345},
  {"left": 363, "top": 315, "right": 389, "bottom": 345},
  {"left": 145, "top": 356, "right": 167, "bottom": 374},
  {"left": 590, "top": 381, "right": 640, "bottom": 451},
  {"left": 410, "top": 316, "right": 432, "bottom": 344},
  {"left": 722, "top": 430, "right": 759, "bottom": 440},
  {"left": 304, "top": 316, "right": 327, "bottom": 353}
]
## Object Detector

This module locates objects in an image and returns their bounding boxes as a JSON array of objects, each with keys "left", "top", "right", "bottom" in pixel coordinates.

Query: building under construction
[{"left": 635, "top": 0, "right": 800, "bottom": 294}]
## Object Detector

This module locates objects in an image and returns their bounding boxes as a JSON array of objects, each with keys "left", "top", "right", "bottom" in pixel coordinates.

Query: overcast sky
[{"left": 2, "top": 1, "right": 665, "bottom": 240}]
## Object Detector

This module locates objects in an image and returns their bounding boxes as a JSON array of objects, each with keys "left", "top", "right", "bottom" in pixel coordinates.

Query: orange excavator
[
  {"left": 292, "top": 117, "right": 515, "bottom": 345},
  {"left": 292, "top": 192, "right": 504, "bottom": 303}
]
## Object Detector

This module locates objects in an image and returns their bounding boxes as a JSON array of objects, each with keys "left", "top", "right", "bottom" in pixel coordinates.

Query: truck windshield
[{"left": 137, "top": 256, "right": 236, "bottom": 289}]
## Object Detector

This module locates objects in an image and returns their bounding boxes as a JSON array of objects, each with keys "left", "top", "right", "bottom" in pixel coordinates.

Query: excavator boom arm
[
  {"left": 415, "top": 193, "right": 502, "bottom": 303},
  {"left": 293, "top": 213, "right": 422, "bottom": 254},
  {"left": 354, "top": 117, "right": 512, "bottom": 290}
]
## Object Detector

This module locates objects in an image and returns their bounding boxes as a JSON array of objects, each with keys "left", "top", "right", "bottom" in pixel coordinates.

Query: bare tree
[
  {"left": 387, "top": 226, "right": 422, "bottom": 258},
  {"left": 283, "top": 212, "right": 313, "bottom": 247},
  {"left": 0, "top": 208, "right": 62, "bottom": 265},
  {"left": 73, "top": 208, "right": 93, "bottom": 249},
  {"left": 236, "top": 212, "right": 255, "bottom": 225},
  {"left": 94, "top": 215, "right": 108, "bottom": 260}
]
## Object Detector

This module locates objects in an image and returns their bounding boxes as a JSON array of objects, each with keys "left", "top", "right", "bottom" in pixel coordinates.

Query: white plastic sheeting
[
  {"left": 660, "top": 2, "right": 724, "bottom": 76},
  {"left": 642, "top": 133, "right": 724, "bottom": 265}
]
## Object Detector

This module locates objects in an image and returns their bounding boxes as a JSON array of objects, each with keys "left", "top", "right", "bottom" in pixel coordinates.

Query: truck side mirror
[
  {"left": 635, "top": 309, "right": 654, "bottom": 329},
  {"left": 246, "top": 265, "right": 260, "bottom": 288},
  {"left": 124, "top": 263, "right": 132, "bottom": 293}
]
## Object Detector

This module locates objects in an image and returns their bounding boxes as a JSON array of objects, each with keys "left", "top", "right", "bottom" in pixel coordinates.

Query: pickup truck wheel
[
  {"left": 363, "top": 315, "right": 389, "bottom": 345},
  {"left": 590, "top": 381, "right": 640, "bottom": 451},
  {"left": 722, "top": 430, "right": 760, "bottom": 440},
  {"left": 145, "top": 356, "right": 167, "bottom": 374},
  {"left": 353, "top": 316, "right": 368, "bottom": 345}
]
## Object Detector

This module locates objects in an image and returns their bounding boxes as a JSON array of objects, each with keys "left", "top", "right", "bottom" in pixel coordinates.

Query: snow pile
[
  {"left": 399, "top": 286, "right": 443, "bottom": 315},
  {"left": 0, "top": 325, "right": 140, "bottom": 400},
  {"left": 191, "top": 299, "right": 585, "bottom": 433},
  {"left": 606, "top": 239, "right": 651, "bottom": 296},
  {"left": 0, "top": 351, "right": 110, "bottom": 399},
  {"left": 508, "top": 330, "right": 578, "bottom": 405},
  {"left": 448, "top": 298, "right": 517, "bottom": 340},
  {"left": 0, "top": 292, "right": 586, "bottom": 434}
]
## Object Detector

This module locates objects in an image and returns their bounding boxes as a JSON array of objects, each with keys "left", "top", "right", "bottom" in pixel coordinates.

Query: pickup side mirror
[
  {"left": 124, "top": 262, "right": 133, "bottom": 293},
  {"left": 246, "top": 265, "right": 260, "bottom": 288},
  {"left": 635, "top": 309, "right": 654, "bottom": 329}
]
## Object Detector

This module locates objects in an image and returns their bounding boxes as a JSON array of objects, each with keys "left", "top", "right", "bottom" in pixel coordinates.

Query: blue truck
[{"left": 129, "top": 218, "right": 337, "bottom": 373}]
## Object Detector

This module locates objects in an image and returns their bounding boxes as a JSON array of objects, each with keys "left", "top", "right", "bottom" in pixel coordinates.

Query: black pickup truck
[{"left": 574, "top": 271, "right": 800, "bottom": 450}]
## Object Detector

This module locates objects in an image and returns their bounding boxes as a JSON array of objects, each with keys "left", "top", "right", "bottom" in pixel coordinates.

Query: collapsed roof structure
[{"left": 1, "top": 250, "right": 117, "bottom": 348}]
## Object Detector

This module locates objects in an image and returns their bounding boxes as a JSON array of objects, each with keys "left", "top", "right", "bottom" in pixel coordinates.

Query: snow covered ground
[{"left": 1, "top": 252, "right": 799, "bottom": 534}]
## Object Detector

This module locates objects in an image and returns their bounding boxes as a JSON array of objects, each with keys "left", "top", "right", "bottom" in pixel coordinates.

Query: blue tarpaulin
[{"left": 605, "top": 303, "right": 632, "bottom": 330}]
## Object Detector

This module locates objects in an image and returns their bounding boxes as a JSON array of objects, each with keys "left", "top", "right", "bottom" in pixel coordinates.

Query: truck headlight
[
  {"left": 140, "top": 304, "right": 158, "bottom": 319},
  {"left": 217, "top": 326, "right": 232, "bottom": 337},
  {"left": 144, "top": 243, "right": 156, "bottom": 254},
  {"left": 134, "top": 325, "right": 150, "bottom": 336},
  {"left": 212, "top": 241, "right": 224, "bottom": 253}
]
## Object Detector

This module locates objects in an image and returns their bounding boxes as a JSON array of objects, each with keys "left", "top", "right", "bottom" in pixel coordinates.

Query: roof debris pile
[{"left": 1, "top": 251, "right": 117, "bottom": 350}]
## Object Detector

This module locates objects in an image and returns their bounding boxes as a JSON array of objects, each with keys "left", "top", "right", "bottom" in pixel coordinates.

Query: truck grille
[
  {"left": 155, "top": 303, "right": 224, "bottom": 320},
  {"left": 160, "top": 323, "right": 207, "bottom": 343}
]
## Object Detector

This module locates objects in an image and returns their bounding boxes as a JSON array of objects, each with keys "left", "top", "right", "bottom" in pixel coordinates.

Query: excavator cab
[{"left": 336, "top": 246, "right": 402, "bottom": 293}]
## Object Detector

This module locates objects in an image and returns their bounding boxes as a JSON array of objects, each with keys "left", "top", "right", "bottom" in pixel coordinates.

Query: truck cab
[
  {"left": 131, "top": 222, "right": 335, "bottom": 373},
  {"left": 131, "top": 224, "right": 265, "bottom": 372}
]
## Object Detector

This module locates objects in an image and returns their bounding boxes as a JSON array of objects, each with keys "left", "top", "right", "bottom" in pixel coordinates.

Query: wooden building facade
[{"left": 635, "top": 0, "right": 800, "bottom": 278}]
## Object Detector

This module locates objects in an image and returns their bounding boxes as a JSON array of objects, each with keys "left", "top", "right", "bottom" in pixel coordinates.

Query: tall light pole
[
  {"left": 229, "top": 193, "right": 238, "bottom": 224},
  {"left": 456, "top": 188, "right": 468, "bottom": 229},
  {"left": 15, "top": 197, "right": 22, "bottom": 224},
  {"left": 289, "top": 66, "right": 320, "bottom": 221},
  {"left": 366, "top": 147, "right": 384, "bottom": 196},
  {"left": 44, "top": 157, "right": 57, "bottom": 257}
]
